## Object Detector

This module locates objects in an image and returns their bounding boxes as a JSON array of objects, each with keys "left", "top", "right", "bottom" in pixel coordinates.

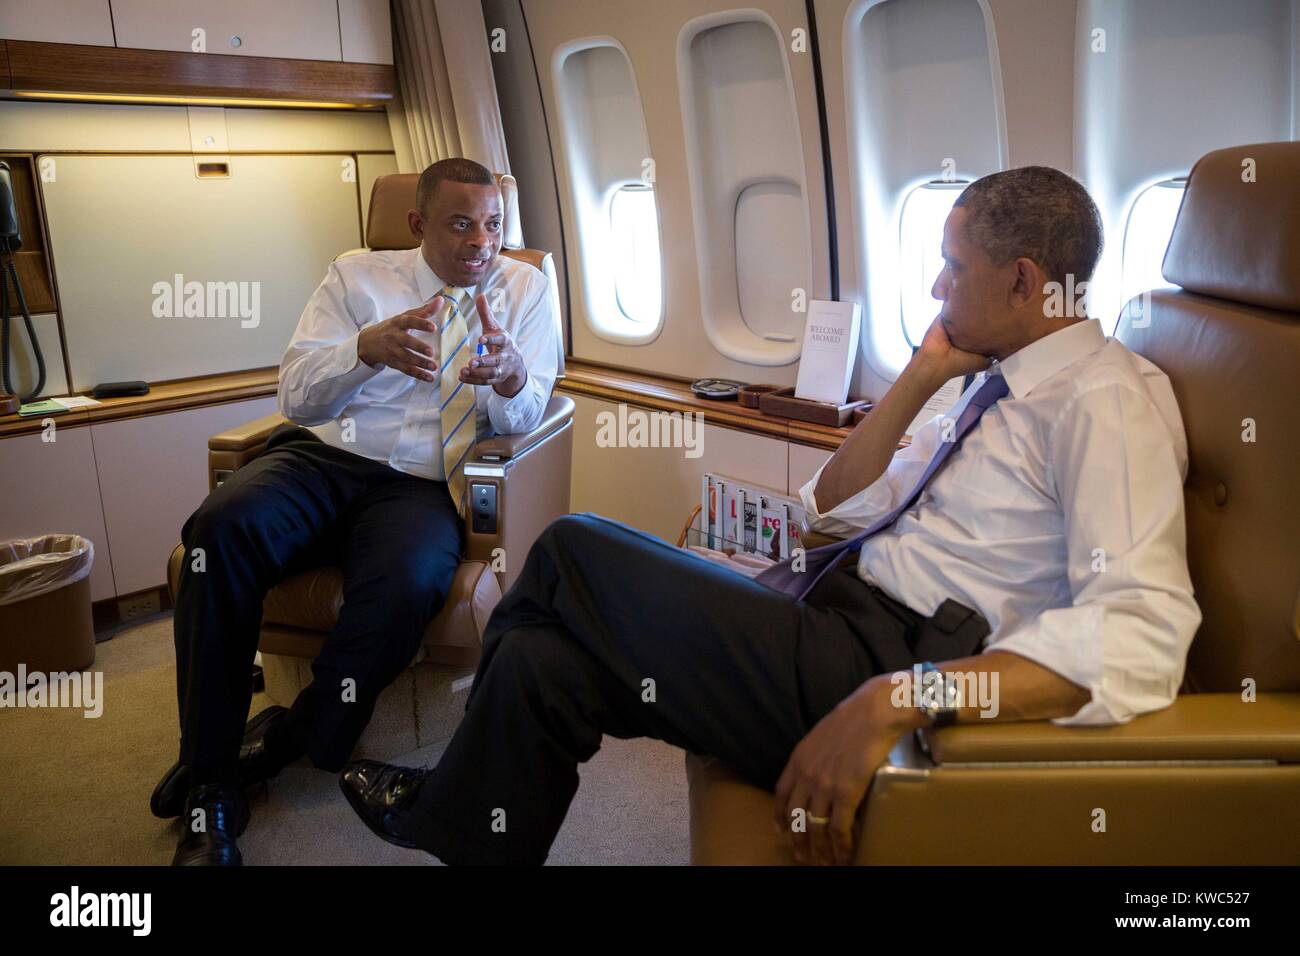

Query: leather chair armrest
[
  {"left": 921, "top": 692, "right": 1300, "bottom": 764},
  {"left": 207, "top": 413, "right": 289, "bottom": 490},
  {"left": 473, "top": 395, "right": 574, "bottom": 460},
  {"left": 167, "top": 541, "right": 185, "bottom": 604},
  {"left": 209, "top": 413, "right": 290, "bottom": 452},
  {"left": 464, "top": 397, "right": 574, "bottom": 591}
]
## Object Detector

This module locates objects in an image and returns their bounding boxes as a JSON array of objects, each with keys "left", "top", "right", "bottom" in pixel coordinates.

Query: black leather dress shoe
[
  {"left": 149, "top": 760, "right": 190, "bottom": 820},
  {"left": 150, "top": 705, "right": 290, "bottom": 819},
  {"left": 339, "top": 760, "right": 431, "bottom": 849},
  {"left": 171, "top": 784, "right": 250, "bottom": 866},
  {"left": 236, "top": 705, "right": 294, "bottom": 787}
]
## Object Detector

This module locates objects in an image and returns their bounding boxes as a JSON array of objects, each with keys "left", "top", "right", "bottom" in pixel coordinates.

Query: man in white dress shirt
[
  {"left": 341, "top": 166, "right": 1201, "bottom": 867},
  {"left": 156, "top": 158, "right": 559, "bottom": 865}
]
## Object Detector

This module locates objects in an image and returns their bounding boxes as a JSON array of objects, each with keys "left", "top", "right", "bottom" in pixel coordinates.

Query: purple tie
[{"left": 754, "top": 373, "right": 1010, "bottom": 600}]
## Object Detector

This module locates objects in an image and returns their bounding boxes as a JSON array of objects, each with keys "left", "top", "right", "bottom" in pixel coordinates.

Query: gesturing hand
[
  {"left": 773, "top": 677, "right": 911, "bottom": 865},
  {"left": 460, "top": 293, "right": 527, "bottom": 398},
  {"left": 356, "top": 298, "right": 445, "bottom": 382}
]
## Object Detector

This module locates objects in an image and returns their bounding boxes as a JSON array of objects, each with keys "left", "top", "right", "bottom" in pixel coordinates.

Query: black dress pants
[
  {"left": 173, "top": 424, "right": 462, "bottom": 782},
  {"left": 402, "top": 512, "right": 990, "bottom": 865}
]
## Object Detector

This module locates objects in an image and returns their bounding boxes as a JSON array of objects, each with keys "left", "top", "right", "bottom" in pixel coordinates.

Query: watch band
[{"left": 918, "top": 661, "right": 961, "bottom": 727}]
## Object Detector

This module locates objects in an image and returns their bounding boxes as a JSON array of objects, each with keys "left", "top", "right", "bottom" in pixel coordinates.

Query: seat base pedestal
[{"left": 260, "top": 651, "right": 476, "bottom": 762}]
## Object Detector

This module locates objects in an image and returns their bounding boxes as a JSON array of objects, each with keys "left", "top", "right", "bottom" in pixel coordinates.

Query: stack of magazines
[{"left": 697, "top": 474, "right": 808, "bottom": 561}]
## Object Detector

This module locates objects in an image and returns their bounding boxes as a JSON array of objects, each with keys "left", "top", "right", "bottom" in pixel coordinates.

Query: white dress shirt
[
  {"left": 800, "top": 318, "right": 1201, "bottom": 726},
  {"left": 279, "top": 247, "right": 559, "bottom": 480}
]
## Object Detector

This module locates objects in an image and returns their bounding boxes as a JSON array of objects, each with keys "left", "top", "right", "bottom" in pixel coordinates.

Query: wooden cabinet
[
  {"left": 1, "top": 0, "right": 395, "bottom": 69},
  {"left": 339, "top": 0, "right": 393, "bottom": 65},
  {"left": 2, "top": 1, "right": 394, "bottom": 105},
  {"left": 0, "top": 425, "right": 116, "bottom": 601},
  {"left": 0, "top": 0, "right": 114, "bottom": 46},
  {"left": 0, "top": 395, "right": 277, "bottom": 601},
  {"left": 110, "top": 0, "right": 343, "bottom": 61},
  {"left": 90, "top": 396, "right": 277, "bottom": 595},
  {"left": 569, "top": 394, "right": 790, "bottom": 545},
  {"left": 789, "top": 444, "right": 832, "bottom": 499}
]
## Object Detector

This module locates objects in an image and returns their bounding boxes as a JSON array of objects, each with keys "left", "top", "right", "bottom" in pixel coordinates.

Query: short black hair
[
  {"left": 415, "top": 158, "right": 497, "bottom": 215},
  {"left": 953, "top": 166, "right": 1104, "bottom": 287}
]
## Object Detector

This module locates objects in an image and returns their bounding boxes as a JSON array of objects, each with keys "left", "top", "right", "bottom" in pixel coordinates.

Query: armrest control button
[{"left": 470, "top": 482, "right": 498, "bottom": 534}]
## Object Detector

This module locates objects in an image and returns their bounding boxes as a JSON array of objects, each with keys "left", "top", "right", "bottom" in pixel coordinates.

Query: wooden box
[{"left": 758, "top": 387, "right": 870, "bottom": 427}]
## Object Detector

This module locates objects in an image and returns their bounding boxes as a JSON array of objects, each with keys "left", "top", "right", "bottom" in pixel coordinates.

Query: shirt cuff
[
  {"left": 491, "top": 370, "right": 540, "bottom": 433},
  {"left": 990, "top": 606, "right": 1127, "bottom": 726},
  {"left": 798, "top": 458, "right": 895, "bottom": 533},
  {"left": 798, "top": 461, "right": 831, "bottom": 522},
  {"left": 332, "top": 330, "right": 384, "bottom": 390}
]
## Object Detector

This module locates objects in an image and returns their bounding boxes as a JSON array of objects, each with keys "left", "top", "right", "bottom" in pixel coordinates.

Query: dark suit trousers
[
  {"left": 173, "top": 424, "right": 462, "bottom": 782},
  {"left": 403, "top": 512, "right": 990, "bottom": 865}
]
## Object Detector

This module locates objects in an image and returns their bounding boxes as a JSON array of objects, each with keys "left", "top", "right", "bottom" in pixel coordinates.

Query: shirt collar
[
  {"left": 997, "top": 318, "right": 1106, "bottom": 399},
  {"left": 413, "top": 248, "right": 443, "bottom": 302},
  {"left": 412, "top": 248, "right": 483, "bottom": 305}
]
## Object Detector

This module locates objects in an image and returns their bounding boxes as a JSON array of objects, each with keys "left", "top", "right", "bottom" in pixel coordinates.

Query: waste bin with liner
[{"left": 0, "top": 534, "right": 96, "bottom": 674}]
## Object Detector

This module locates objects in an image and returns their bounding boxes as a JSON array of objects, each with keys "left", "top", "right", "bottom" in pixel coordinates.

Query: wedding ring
[{"left": 807, "top": 814, "right": 831, "bottom": 825}]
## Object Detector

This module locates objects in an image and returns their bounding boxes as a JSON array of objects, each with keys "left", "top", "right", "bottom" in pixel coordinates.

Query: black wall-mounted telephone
[
  {"left": 0, "top": 162, "right": 22, "bottom": 249},
  {"left": 1, "top": 160, "right": 47, "bottom": 405}
]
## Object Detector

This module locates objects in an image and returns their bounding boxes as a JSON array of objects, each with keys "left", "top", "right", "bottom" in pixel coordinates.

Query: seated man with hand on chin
[
  {"left": 154, "top": 158, "right": 559, "bottom": 866},
  {"left": 340, "top": 166, "right": 1200, "bottom": 866}
]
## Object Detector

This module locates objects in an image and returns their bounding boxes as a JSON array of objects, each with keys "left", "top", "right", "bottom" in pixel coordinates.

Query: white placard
[{"left": 795, "top": 300, "right": 862, "bottom": 405}]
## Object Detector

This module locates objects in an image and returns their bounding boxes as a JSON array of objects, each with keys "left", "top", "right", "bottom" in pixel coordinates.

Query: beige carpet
[{"left": 0, "top": 614, "right": 690, "bottom": 865}]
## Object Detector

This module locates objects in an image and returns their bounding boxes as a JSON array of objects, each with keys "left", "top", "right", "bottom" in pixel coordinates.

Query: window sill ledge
[{"left": 557, "top": 360, "right": 894, "bottom": 452}]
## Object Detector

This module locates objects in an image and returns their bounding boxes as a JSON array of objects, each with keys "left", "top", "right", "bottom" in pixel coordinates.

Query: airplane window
[
  {"left": 609, "top": 184, "right": 663, "bottom": 325},
  {"left": 553, "top": 38, "right": 661, "bottom": 343},
  {"left": 1120, "top": 179, "right": 1186, "bottom": 309},
  {"left": 898, "top": 181, "right": 966, "bottom": 349}
]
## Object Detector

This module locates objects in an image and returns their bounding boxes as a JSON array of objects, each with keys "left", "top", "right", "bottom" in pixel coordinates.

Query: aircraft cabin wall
[
  {"left": 0, "top": 98, "right": 397, "bottom": 602},
  {"left": 490, "top": 0, "right": 1300, "bottom": 543},
  {"left": 2, "top": 0, "right": 1299, "bottom": 586}
]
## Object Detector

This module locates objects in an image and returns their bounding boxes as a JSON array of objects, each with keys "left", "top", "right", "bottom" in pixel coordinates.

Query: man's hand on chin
[
  {"left": 914, "top": 314, "right": 993, "bottom": 386},
  {"left": 773, "top": 675, "right": 920, "bottom": 865}
]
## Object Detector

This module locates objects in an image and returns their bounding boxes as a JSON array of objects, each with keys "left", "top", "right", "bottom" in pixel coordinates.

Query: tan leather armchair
[
  {"left": 166, "top": 170, "right": 574, "bottom": 760},
  {"left": 688, "top": 142, "right": 1300, "bottom": 865}
]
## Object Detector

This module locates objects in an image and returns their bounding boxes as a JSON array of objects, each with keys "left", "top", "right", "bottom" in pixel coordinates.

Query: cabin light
[{"left": 9, "top": 91, "right": 375, "bottom": 110}]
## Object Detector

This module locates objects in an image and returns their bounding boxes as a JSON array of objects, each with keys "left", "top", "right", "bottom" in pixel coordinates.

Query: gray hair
[{"left": 953, "top": 166, "right": 1104, "bottom": 287}]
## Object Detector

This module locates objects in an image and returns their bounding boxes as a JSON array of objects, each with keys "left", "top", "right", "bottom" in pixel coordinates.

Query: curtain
[{"left": 388, "top": 0, "right": 511, "bottom": 175}]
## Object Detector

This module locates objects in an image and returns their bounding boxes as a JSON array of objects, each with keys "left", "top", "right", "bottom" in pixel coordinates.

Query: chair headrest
[
  {"left": 1162, "top": 141, "right": 1300, "bottom": 313},
  {"left": 365, "top": 171, "right": 523, "bottom": 251}
]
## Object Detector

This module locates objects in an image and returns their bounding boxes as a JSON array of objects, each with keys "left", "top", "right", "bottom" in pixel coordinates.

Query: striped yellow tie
[{"left": 438, "top": 285, "right": 477, "bottom": 513}]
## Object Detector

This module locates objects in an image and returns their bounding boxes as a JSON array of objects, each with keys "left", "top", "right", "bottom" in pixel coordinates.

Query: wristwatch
[{"left": 917, "top": 661, "right": 963, "bottom": 728}]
